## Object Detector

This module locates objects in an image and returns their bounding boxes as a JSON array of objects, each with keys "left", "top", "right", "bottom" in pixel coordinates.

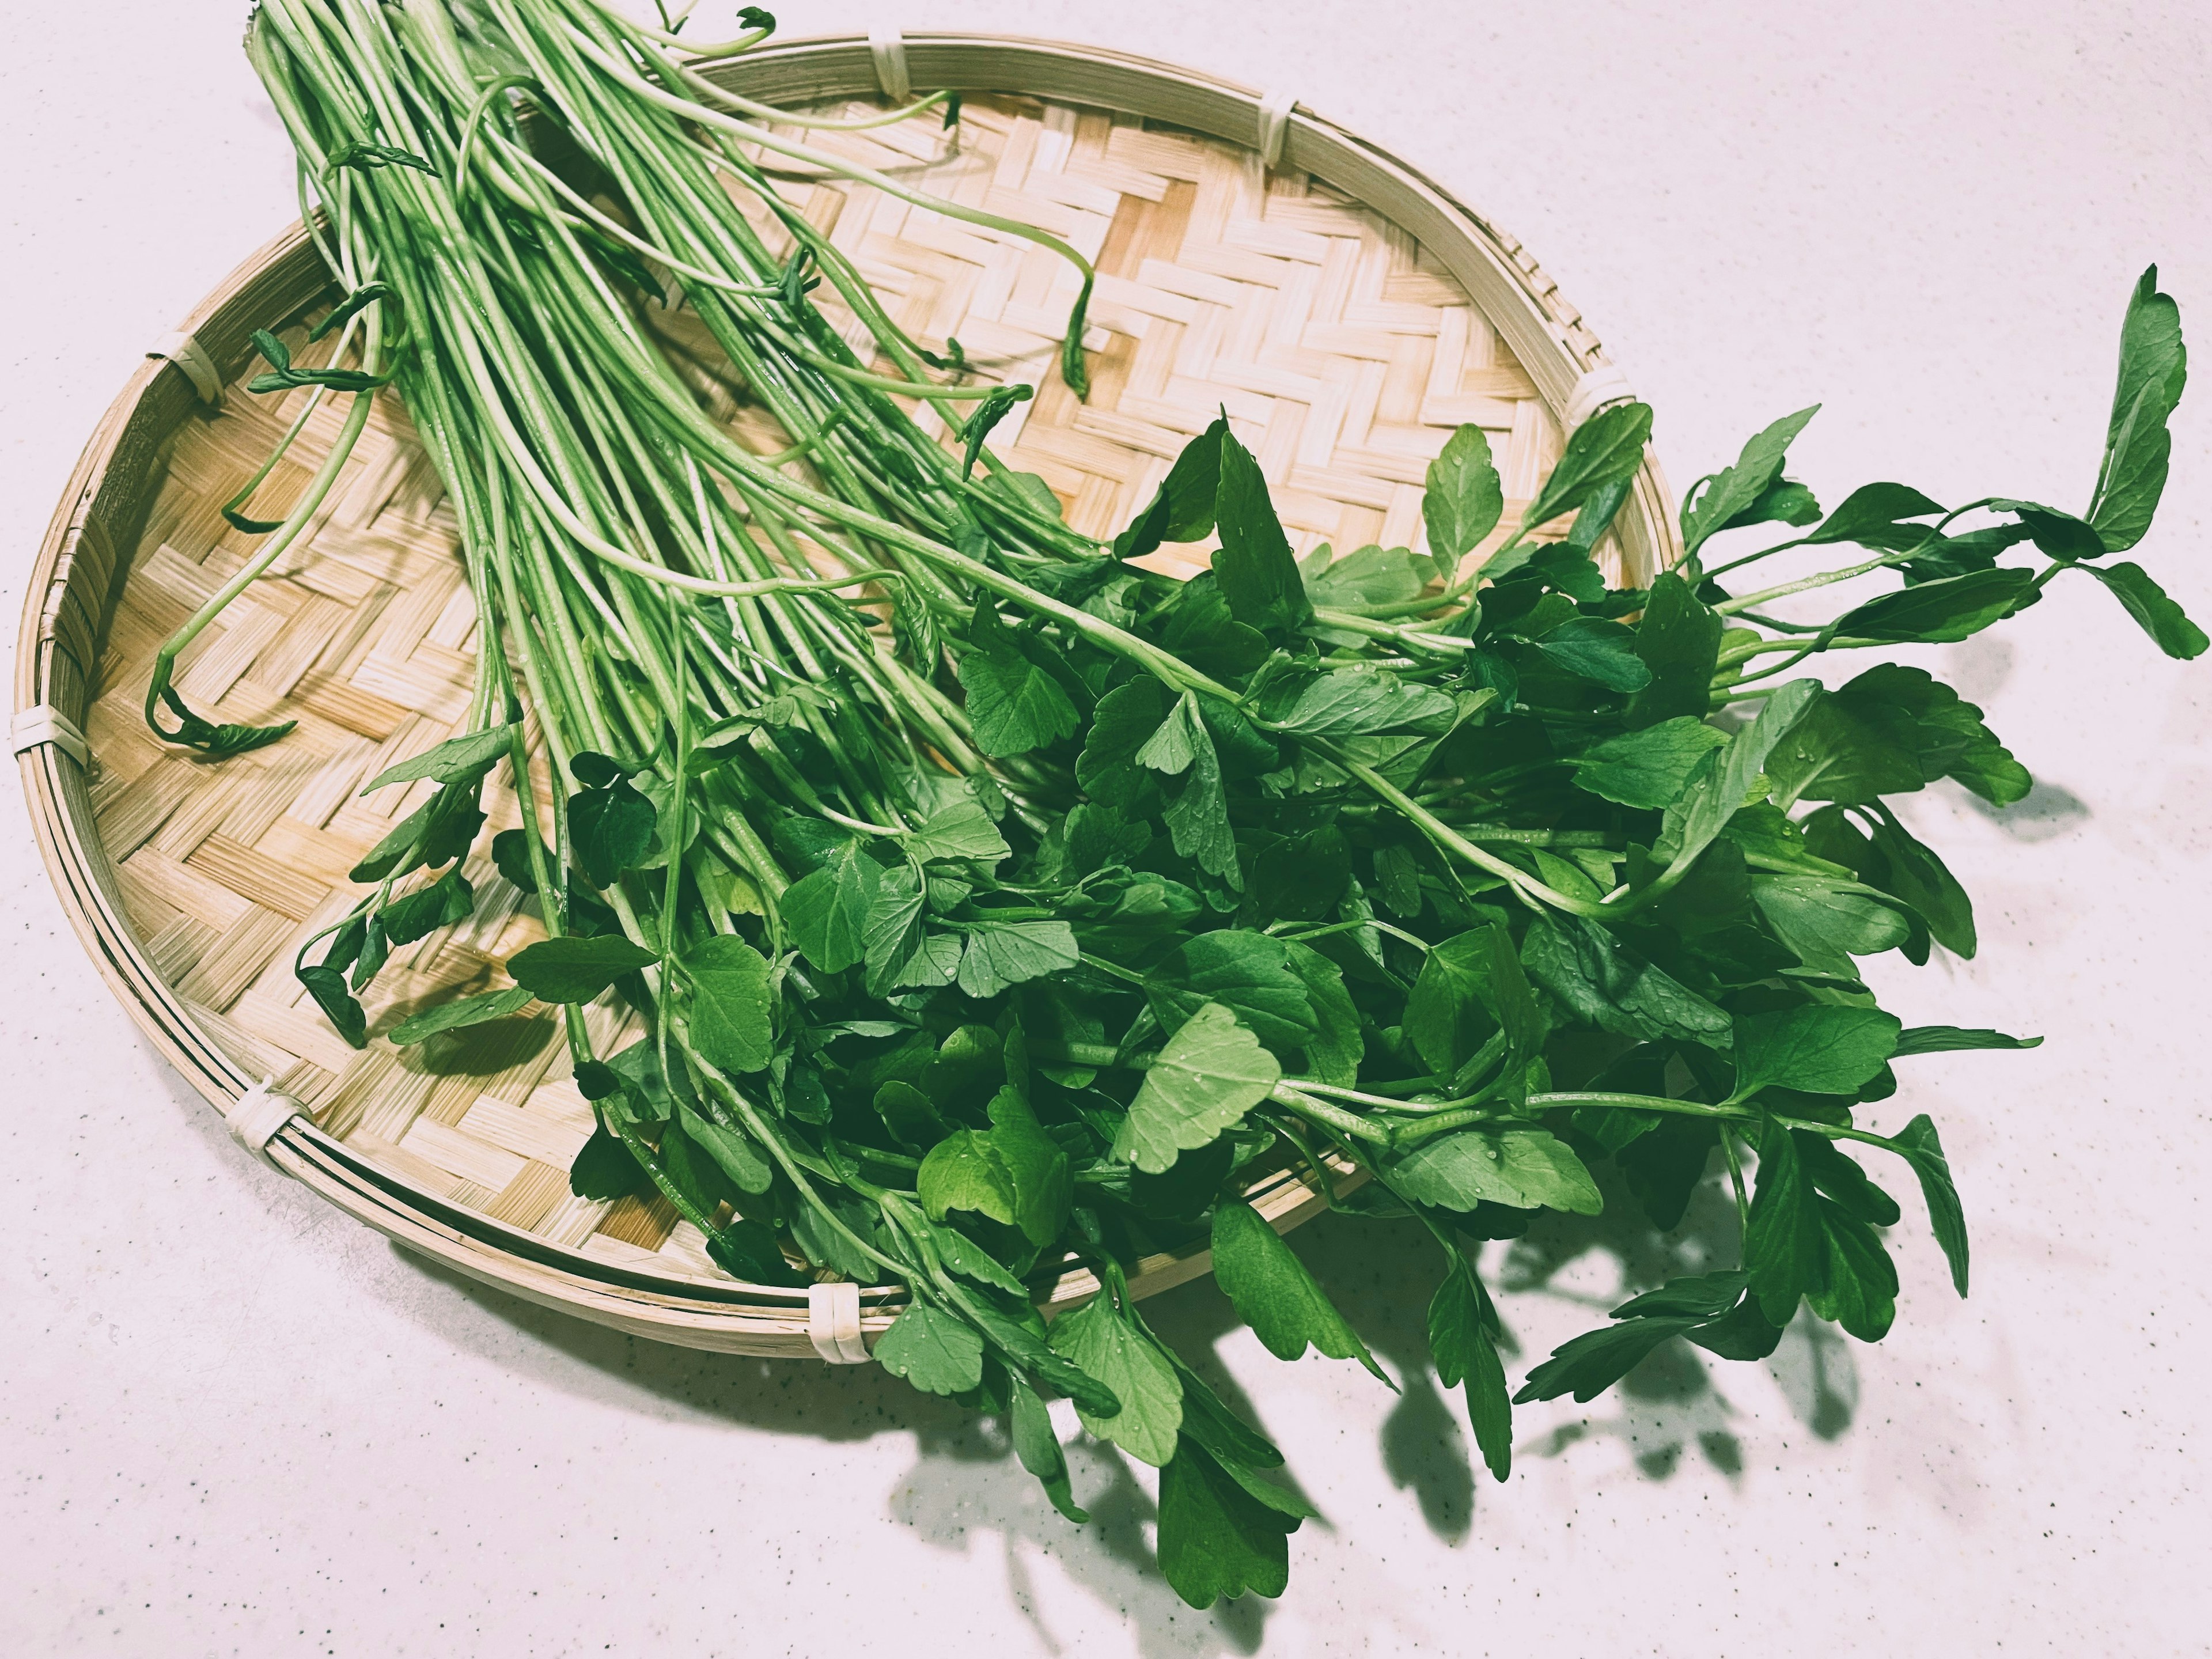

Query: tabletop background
[{"left": 6, "top": 3, "right": 2209, "bottom": 1654}]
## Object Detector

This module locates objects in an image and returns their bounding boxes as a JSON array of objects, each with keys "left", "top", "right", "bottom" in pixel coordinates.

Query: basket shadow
[
  {"left": 402, "top": 1249, "right": 1274, "bottom": 1657},
  {"left": 396, "top": 1142, "right": 1856, "bottom": 1611}
]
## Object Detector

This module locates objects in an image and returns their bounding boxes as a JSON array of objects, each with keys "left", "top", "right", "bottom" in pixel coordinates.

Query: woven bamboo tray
[{"left": 14, "top": 32, "right": 1673, "bottom": 1359}]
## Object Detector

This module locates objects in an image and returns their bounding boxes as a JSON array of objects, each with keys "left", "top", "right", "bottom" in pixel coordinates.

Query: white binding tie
[
  {"left": 1256, "top": 89, "right": 1296, "bottom": 169},
  {"left": 808, "top": 1281, "right": 871, "bottom": 1363},
  {"left": 869, "top": 26, "right": 911, "bottom": 103},
  {"left": 226, "top": 1077, "right": 304, "bottom": 1168},
  {"left": 1564, "top": 363, "right": 1637, "bottom": 430},
  {"left": 148, "top": 330, "right": 224, "bottom": 407},
  {"left": 12, "top": 704, "right": 89, "bottom": 768}
]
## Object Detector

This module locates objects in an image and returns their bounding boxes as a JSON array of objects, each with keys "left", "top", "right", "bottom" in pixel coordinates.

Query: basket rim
[{"left": 13, "top": 29, "right": 1679, "bottom": 1355}]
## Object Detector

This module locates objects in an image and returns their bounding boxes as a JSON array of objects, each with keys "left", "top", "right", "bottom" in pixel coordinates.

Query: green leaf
[
  {"left": 683, "top": 935, "right": 774, "bottom": 1073},
  {"left": 1514, "top": 1314, "right": 1700, "bottom": 1404},
  {"left": 1212, "top": 427, "right": 1310, "bottom": 632},
  {"left": 1684, "top": 1295, "right": 1788, "bottom": 1362},
  {"left": 1273, "top": 669, "right": 1457, "bottom": 736},
  {"left": 658, "top": 1118, "right": 738, "bottom": 1219},
  {"left": 1895, "top": 1113, "right": 1969, "bottom": 1296},
  {"left": 1832, "top": 567, "right": 2035, "bottom": 645},
  {"left": 918, "top": 1131, "right": 1017, "bottom": 1230},
  {"left": 1404, "top": 929, "right": 1502, "bottom": 1079},
  {"left": 1384, "top": 1125, "right": 1603, "bottom": 1215},
  {"left": 507, "top": 934, "right": 657, "bottom": 1002},
  {"left": 1113, "top": 417, "right": 1226, "bottom": 559},
  {"left": 1988, "top": 498, "right": 2105, "bottom": 562},
  {"left": 1859, "top": 809, "right": 1976, "bottom": 957},
  {"left": 956, "top": 918, "right": 1081, "bottom": 999},
  {"left": 1804, "top": 482, "right": 1946, "bottom": 551},
  {"left": 1281, "top": 941, "right": 1362, "bottom": 1086},
  {"left": 1423, "top": 424, "right": 1505, "bottom": 571},
  {"left": 1572, "top": 716, "right": 1729, "bottom": 809},
  {"left": 1158, "top": 572, "right": 1269, "bottom": 676},
  {"left": 1009, "top": 1375, "right": 1089, "bottom": 1523},
  {"left": 1047, "top": 1295, "right": 1184, "bottom": 1465},
  {"left": 2089, "top": 562, "right": 2209, "bottom": 660},
  {"left": 1808, "top": 1201, "right": 1898, "bottom": 1340},
  {"left": 1726, "top": 477, "right": 1823, "bottom": 535},
  {"left": 1533, "top": 616, "right": 1653, "bottom": 691},
  {"left": 388, "top": 984, "right": 535, "bottom": 1045},
  {"left": 1156, "top": 1435, "right": 1298, "bottom": 1608},
  {"left": 569, "top": 1124, "right": 650, "bottom": 1201},
  {"left": 1799, "top": 1136, "right": 1901, "bottom": 1227},
  {"left": 705, "top": 1218, "right": 808, "bottom": 1287},
  {"left": 1522, "top": 913, "right": 1732, "bottom": 1048},
  {"left": 298, "top": 964, "right": 368, "bottom": 1049},
  {"left": 1520, "top": 401, "right": 1653, "bottom": 535},
  {"left": 361, "top": 724, "right": 518, "bottom": 794},
  {"left": 325, "top": 137, "right": 437, "bottom": 175},
  {"left": 1074, "top": 678, "right": 1168, "bottom": 810},
  {"left": 308, "top": 281, "right": 393, "bottom": 344},
  {"left": 1426, "top": 1264, "right": 1512, "bottom": 1480},
  {"left": 676, "top": 1103, "right": 774, "bottom": 1195},
  {"left": 1731, "top": 1005, "right": 1901, "bottom": 1099},
  {"left": 874, "top": 1304, "right": 986, "bottom": 1396},
  {"left": 569, "top": 778, "right": 657, "bottom": 888},
  {"left": 1157, "top": 1346, "right": 1293, "bottom": 1479},
  {"left": 918, "top": 1090, "right": 1070, "bottom": 1247},
  {"left": 1765, "top": 664, "right": 2028, "bottom": 809},
  {"left": 1893, "top": 1025, "right": 2041, "bottom": 1057},
  {"left": 1113, "top": 1003, "right": 1281, "bottom": 1173},
  {"left": 902, "top": 796, "right": 1012, "bottom": 865},
  {"left": 1519, "top": 1272, "right": 1770, "bottom": 1401},
  {"left": 2089, "top": 266, "right": 2187, "bottom": 554},
  {"left": 859, "top": 865, "right": 926, "bottom": 997},
  {"left": 959, "top": 383, "right": 1032, "bottom": 477},
  {"left": 347, "top": 785, "right": 479, "bottom": 883},
  {"left": 222, "top": 506, "right": 288, "bottom": 536},
  {"left": 1627, "top": 573, "right": 1724, "bottom": 727},
  {"left": 782, "top": 840, "right": 882, "bottom": 974},
  {"left": 956, "top": 603, "right": 1082, "bottom": 757},
  {"left": 789, "top": 1188, "right": 888, "bottom": 1282},
  {"left": 1749, "top": 874, "right": 1912, "bottom": 976},
  {"left": 1611, "top": 1271, "right": 1751, "bottom": 1321},
  {"left": 1681, "top": 406, "right": 1820, "bottom": 555},
  {"left": 1300, "top": 544, "right": 1429, "bottom": 609},
  {"left": 1212, "top": 1201, "right": 1389, "bottom": 1381},
  {"left": 1656, "top": 679, "right": 1822, "bottom": 877},
  {"left": 380, "top": 868, "right": 474, "bottom": 946},
  {"left": 1145, "top": 930, "right": 1319, "bottom": 1054},
  {"left": 1139, "top": 692, "right": 1238, "bottom": 884},
  {"left": 1744, "top": 1121, "right": 1823, "bottom": 1324}
]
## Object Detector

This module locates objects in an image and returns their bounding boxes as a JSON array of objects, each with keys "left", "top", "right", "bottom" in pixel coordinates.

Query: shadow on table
[{"left": 397, "top": 1150, "right": 1857, "bottom": 1654}]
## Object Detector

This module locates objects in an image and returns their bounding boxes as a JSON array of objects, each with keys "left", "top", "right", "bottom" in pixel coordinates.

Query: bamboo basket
[{"left": 13, "top": 32, "right": 1674, "bottom": 1359}]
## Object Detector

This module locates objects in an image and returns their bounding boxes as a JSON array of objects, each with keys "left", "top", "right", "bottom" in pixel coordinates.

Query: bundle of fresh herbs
[{"left": 171, "top": 0, "right": 2197, "bottom": 1607}]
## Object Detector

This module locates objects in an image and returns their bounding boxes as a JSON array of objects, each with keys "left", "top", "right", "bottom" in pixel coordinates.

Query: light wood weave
[
  {"left": 22, "top": 37, "right": 1672, "bottom": 1354},
  {"left": 714, "top": 96, "right": 1580, "bottom": 582}
]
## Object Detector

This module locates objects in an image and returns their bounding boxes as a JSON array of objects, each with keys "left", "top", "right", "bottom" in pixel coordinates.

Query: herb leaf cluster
[{"left": 200, "top": 0, "right": 2193, "bottom": 1609}]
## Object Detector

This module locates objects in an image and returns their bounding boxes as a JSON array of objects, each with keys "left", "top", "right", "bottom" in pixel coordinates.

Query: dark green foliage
[{"left": 218, "top": 71, "right": 2186, "bottom": 1605}]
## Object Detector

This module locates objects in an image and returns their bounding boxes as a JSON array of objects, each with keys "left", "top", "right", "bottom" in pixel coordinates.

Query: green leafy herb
[
  {"left": 1211, "top": 1201, "right": 1389, "bottom": 1381},
  {"left": 507, "top": 935, "right": 657, "bottom": 1002},
  {"left": 1423, "top": 423, "right": 1505, "bottom": 576},
  {"left": 683, "top": 935, "right": 774, "bottom": 1073},
  {"left": 209, "top": 41, "right": 2192, "bottom": 1600},
  {"left": 1113, "top": 1003, "right": 1280, "bottom": 1173},
  {"left": 388, "top": 984, "right": 533, "bottom": 1044}
]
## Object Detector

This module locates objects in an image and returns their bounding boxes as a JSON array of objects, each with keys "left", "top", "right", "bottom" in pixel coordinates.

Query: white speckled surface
[{"left": 5, "top": 3, "right": 2208, "bottom": 1653}]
